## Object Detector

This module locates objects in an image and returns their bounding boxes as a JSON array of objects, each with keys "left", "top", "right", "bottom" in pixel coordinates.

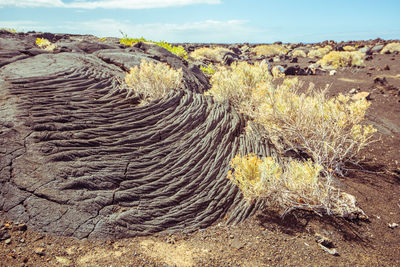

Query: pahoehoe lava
[{"left": 0, "top": 40, "right": 274, "bottom": 239}]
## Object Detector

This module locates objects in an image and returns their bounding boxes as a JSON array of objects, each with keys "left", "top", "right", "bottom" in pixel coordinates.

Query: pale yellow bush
[
  {"left": 123, "top": 59, "right": 183, "bottom": 105},
  {"left": 292, "top": 49, "right": 307, "bottom": 58},
  {"left": 251, "top": 44, "right": 287, "bottom": 57},
  {"left": 247, "top": 79, "right": 376, "bottom": 171},
  {"left": 227, "top": 154, "right": 364, "bottom": 217},
  {"left": 307, "top": 46, "right": 332, "bottom": 58},
  {"left": 207, "top": 62, "right": 376, "bottom": 171},
  {"left": 381, "top": 42, "right": 400, "bottom": 54},
  {"left": 190, "top": 46, "right": 232, "bottom": 62},
  {"left": 205, "top": 61, "right": 272, "bottom": 108},
  {"left": 343, "top": 45, "right": 356, "bottom": 51},
  {"left": 35, "top": 37, "right": 56, "bottom": 52},
  {"left": 318, "top": 51, "right": 365, "bottom": 69}
]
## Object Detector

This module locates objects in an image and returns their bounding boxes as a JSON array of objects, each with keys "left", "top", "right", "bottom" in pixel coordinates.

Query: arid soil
[{"left": 0, "top": 31, "right": 399, "bottom": 266}]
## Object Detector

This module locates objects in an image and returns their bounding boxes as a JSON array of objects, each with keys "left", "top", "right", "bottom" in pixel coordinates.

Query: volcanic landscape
[{"left": 0, "top": 30, "right": 399, "bottom": 266}]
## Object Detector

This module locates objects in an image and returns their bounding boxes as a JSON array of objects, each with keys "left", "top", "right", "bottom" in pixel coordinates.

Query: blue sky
[{"left": 0, "top": 0, "right": 399, "bottom": 43}]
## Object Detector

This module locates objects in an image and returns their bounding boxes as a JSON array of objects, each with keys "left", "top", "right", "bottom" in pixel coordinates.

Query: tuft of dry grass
[
  {"left": 380, "top": 42, "right": 400, "bottom": 54},
  {"left": 123, "top": 59, "right": 183, "bottom": 105},
  {"left": 251, "top": 44, "right": 288, "bottom": 57},
  {"left": 190, "top": 47, "right": 232, "bottom": 62},
  {"left": 318, "top": 51, "right": 365, "bottom": 69}
]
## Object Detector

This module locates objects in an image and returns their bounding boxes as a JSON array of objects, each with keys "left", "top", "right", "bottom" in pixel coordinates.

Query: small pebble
[{"left": 34, "top": 247, "right": 45, "bottom": 256}]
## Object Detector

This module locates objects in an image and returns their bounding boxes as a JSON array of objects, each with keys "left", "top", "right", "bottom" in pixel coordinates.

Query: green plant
[
  {"left": 200, "top": 63, "right": 216, "bottom": 76},
  {"left": 35, "top": 37, "right": 56, "bottom": 52},
  {"left": 318, "top": 51, "right": 365, "bottom": 69},
  {"left": 119, "top": 32, "right": 188, "bottom": 60},
  {"left": 123, "top": 59, "right": 183, "bottom": 105},
  {"left": 156, "top": 41, "right": 188, "bottom": 60},
  {"left": 1, "top": 27, "right": 17, "bottom": 33},
  {"left": 120, "top": 36, "right": 148, "bottom": 46}
]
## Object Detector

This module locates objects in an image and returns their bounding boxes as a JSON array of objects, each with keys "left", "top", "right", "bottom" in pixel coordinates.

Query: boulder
[{"left": 371, "top": 44, "right": 384, "bottom": 53}]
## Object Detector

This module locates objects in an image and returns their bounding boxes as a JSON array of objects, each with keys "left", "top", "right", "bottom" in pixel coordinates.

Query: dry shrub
[
  {"left": 307, "top": 45, "right": 332, "bottom": 58},
  {"left": 207, "top": 62, "right": 375, "bottom": 171},
  {"left": 343, "top": 45, "right": 356, "bottom": 51},
  {"left": 292, "top": 49, "right": 307, "bottom": 58},
  {"left": 318, "top": 51, "right": 365, "bottom": 69},
  {"left": 204, "top": 61, "right": 272, "bottom": 108},
  {"left": 207, "top": 62, "right": 374, "bottom": 217},
  {"left": 228, "top": 153, "right": 366, "bottom": 218},
  {"left": 190, "top": 46, "right": 232, "bottom": 62},
  {"left": 381, "top": 42, "right": 400, "bottom": 54},
  {"left": 251, "top": 44, "right": 287, "bottom": 57},
  {"left": 35, "top": 37, "right": 56, "bottom": 52},
  {"left": 247, "top": 79, "right": 376, "bottom": 171},
  {"left": 123, "top": 59, "right": 183, "bottom": 105}
]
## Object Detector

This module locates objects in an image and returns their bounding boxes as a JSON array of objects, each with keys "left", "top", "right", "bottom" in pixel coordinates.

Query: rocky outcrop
[{"left": 0, "top": 32, "right": 273, "bottom": 239}]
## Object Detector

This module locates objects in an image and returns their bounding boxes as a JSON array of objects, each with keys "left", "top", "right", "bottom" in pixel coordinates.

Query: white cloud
[
  {"left": 0, "top": 0, "right": 221, "bottom": 9},
  {"left": 0, "top": 0, "right": 64, "bottom": 8},
  {"left": 0, "top": 18, "right": 261, "bottom": 43},
  {"left": 69, "top": 18, "right": 261, "bottom": 43}
]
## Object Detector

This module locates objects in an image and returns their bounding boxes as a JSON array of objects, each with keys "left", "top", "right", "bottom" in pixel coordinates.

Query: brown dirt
[{"left": 1, "top": 37, "right": 400, "bottom": 266}]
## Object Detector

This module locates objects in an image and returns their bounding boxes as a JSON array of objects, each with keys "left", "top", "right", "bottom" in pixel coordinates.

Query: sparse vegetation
[
  {"left": 292, "top": 49, "right": 307, "bottom": 58},
  {"left": 307, "top": 45, "right": 332, "bottom": 58},
  {"left": 35, "top": 37, "right": 56, "bottom": 52},
  {"left": 119, "top": 32, "right": 188, "bottom": 60},
  {"left": 206, "top": 62, "right": 374, "bottom": 217},
  {"left": 251, "top": 44, "right": 288, "bottom": 57},
  {"left": 381, "top": 42, "right": 400, "bottom": 54},
  {"left": 1, "top": 27, "right": 17, "bottom": 33},
  {"left": 190, "top": 47, "right": 231, "bottom": 62},
  {"left": 318, "top": 51, "right": 365, "bottom": 69},
  {"left": 123, "top": 59, "right": 183, "bottom": 105}
]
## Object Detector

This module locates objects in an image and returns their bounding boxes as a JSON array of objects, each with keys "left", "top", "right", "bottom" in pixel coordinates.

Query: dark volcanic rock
[
  {"left": 223, "top": 52, "right": 239, "bottom": 66},
  {"left": 0, "top": 35, "right": 273, "bottom": 239}
]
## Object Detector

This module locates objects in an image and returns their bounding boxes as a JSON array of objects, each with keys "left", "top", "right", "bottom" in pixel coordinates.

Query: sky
[{"left": 0, "top": 0, "right": 399, "bottom": 43}]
